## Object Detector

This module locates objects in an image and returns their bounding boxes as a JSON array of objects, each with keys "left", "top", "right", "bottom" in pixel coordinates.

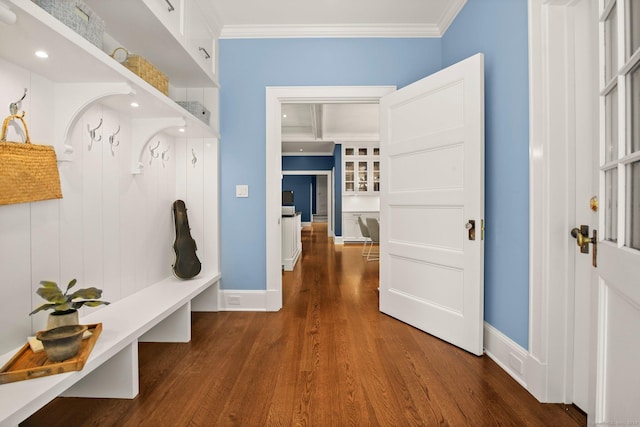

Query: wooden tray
[{"left": 0, "top": 323, "right": 102, "bottom": 384}]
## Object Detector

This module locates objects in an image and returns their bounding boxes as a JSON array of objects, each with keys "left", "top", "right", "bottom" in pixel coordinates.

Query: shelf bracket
[
  {"left": 131, "top": 117, "right": 186, "bottom": 174},
  {"left": 53, "top": 82, "right": 135, "bottom": 161}
]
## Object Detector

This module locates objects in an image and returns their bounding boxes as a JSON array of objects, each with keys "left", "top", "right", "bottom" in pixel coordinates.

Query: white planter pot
[{"left": 46, "top": 310, "right": 79, "bottom": 330}]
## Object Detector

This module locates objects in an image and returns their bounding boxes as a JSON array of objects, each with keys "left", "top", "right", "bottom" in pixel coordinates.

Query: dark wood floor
[{"left": 23, "top": 223, "right": 586, "bottom": 426}]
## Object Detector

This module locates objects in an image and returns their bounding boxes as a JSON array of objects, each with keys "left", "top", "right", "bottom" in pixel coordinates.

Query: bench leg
[
  {"left": 139, "top": 302, "right": 191, "bottom": 343},
  {"left": 62, "top": 342, "right": 139, "bottom": 399},
  {"left": 191, "top": 281, "right": 219, "bottom": 312}
]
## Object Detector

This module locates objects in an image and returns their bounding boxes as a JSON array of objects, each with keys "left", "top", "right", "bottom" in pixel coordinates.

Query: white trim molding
[
  {"left": 221, "top": 23, "right": 441, "bottom": 39},
  {"left": 528, "top": 0, "right": 588, "bottom": 404},
  {"left": 220, "top": 1, "right": 467, "bottom": 39},
  {"left": 266, "top": 86, "right": 396, "bottom": 313},
  {"left": 484, "top": 322, "right": 530, "bottom": 388},
  {"left": 219, "top": 290, "right": 269, "bottom": 311}
]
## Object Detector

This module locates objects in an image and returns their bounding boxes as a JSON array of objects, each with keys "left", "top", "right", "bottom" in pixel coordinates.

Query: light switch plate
[{"left": 236, "top": 185, "right": 249, "bottom": 198}]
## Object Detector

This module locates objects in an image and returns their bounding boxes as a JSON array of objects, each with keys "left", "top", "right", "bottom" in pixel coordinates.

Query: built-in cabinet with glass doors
[{"left": 343, "top": 146, "right": 380, "bottom": 194}]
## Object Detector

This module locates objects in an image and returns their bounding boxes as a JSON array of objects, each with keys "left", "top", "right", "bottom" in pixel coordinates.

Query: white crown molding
[
  {"left": 438, "top": 0, "right": 467, "bottom": 35},
  {"left": 220, "top": 23, "right": 442, "bottom": 39}
]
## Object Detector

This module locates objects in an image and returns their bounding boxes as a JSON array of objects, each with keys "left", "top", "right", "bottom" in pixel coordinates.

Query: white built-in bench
[{"left": 0, "top": 272, "right": 220, "bottom": 427}]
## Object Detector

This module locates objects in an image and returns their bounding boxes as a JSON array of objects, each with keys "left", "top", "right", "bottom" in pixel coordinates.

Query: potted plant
[{"left": 29, "top": 279, "right": 110, "bottom": 329}]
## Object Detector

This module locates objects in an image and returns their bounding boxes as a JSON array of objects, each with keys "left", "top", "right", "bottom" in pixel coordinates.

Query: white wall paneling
[
  {"left": 186, "top": 137, "right": 205, "bottom": 274},
  {"left": 202, "top": 138, "right": 220, "bottom": 275},
  {"left": 101, "top": 107, "right": 123, "bottom": 304},
  {"left": 0, "top": 63, "right": 220, "bottom": 355}
]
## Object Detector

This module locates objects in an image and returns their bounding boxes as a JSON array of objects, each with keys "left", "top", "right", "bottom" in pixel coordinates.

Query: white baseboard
[
  {"left": 483, "top": 322, "right": 529, "bottom": 389},
  {"left": 282, "top": 248, "right": 301, "bottom": 271},
  {"left": 219, "top": 289, "right": 268, "bottom": 311},
  {"left": 334, "top": 236, "right": 344, "bottom": 245},
  {"left": 302, "top": 221, "right": 312, "bottom": 227}
]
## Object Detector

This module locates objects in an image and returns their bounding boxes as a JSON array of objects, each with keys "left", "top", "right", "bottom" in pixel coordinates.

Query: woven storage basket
[
  {"left": 111, "top": 48, "right": 168, "bottom": 96},
  {"left": 0, "top": 114, "right": 63, "bottom": 206},
  {"left": 33, "top": 0, "right": 104, "bottom": 48},
  {"left": 176, "top": 101, "right": 210, "bottom": 125}
]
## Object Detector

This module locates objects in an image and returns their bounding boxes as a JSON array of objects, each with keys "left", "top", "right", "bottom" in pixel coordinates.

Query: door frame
[
  {"left": 528, "top": 0, "right": 596, "bottom": 410},
  {"left": 265, "top": 86, "right": 396, "bottom": 311},
  {"left": 282, "top": 170, "right": 334, "bottom": 235}
]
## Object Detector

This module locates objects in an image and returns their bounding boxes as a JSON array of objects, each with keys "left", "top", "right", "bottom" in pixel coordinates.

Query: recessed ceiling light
[
  {"left": 299, "top": 148, "right": 303, "bottom": 152},
  {"left": 178, "top": 128, "right": 185, "bottom": 133},
  {"left": 35, "top": 50, "right": 48, "bottom": 59},
  {"left": 282, "top": 114, "right": 287, "bottom": 118},
  {"left": 130, "top": 102, "right": 139, "bottom": 108}
]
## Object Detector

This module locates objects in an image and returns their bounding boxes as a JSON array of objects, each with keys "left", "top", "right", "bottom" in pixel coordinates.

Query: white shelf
[
  {"left": 85, "top": 0, "right": 218, "bottom": 88},
  {"left": 0, "top": 0, "right": 219, "bottom": 162}
]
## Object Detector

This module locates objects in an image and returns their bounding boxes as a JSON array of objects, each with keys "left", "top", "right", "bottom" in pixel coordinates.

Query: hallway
[{"left": 23, "top": 224, "right": 585, "bottom": 426}]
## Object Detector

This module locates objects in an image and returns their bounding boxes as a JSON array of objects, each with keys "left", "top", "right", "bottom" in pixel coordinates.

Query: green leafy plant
[{"left": 29, "top": 279, "right": 110, "bottom": 315}]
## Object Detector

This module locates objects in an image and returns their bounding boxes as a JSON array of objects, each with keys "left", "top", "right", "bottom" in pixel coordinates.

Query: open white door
[
  {"left": 379, "top": 54, "right": 485, "bottom": 356},
  {"left": 578, "top": 1, "right": 640, "bottom": 423}
]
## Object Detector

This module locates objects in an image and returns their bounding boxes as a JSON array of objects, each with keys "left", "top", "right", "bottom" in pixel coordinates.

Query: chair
[
  {"left": 365, "top": 217, "right": 380, "bottom": 261},
  {"left": 357, "top": 216, "right": 372, "bottom": 256}
]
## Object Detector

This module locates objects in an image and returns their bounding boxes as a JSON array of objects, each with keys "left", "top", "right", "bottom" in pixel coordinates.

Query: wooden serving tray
[{"left": 0, "top": 323, "right": 102, "bottom": 385}]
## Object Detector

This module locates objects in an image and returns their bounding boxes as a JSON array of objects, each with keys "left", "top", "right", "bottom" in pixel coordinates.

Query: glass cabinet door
[
  {"left": 373, "top": 161, "right": 380, "bottom": 192},
  {"left": 358, "top": 161, "right": 368, "bottom": 191},
  {"left": 343, "top": 146, "right": 379, "bottom": 193},
  {"left": 344, "top": 161, "right": 355, "bottom": 192}
]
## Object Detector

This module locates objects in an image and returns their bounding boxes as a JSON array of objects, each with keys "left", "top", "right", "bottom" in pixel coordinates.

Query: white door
[
  {"left": 582, "top": 1, "right": 640, "bottom": 423},
  {"left": 379, "top": 54, "right": 485, "bottom": 356}
]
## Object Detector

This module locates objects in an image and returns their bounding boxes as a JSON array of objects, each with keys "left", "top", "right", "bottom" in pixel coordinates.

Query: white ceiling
[
  {"left": 202, "top": 0, "right": 467, "bottom": 38},
  {"left": 282, "top": 103, "right": 379, "bottom": 156}
]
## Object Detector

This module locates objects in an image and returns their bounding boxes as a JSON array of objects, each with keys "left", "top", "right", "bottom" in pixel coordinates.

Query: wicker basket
[
  {"left": 111, "top": 48, "right": 168, "bottom": 96},
  {"left": 176, "top": 101, "right": 210, "bottom": 125},
  {"left": 33, "top": 0, "right": 104, "bottom": 48},
  {"left": 0, "top": 113, "right": 63, "bottom": 206}
]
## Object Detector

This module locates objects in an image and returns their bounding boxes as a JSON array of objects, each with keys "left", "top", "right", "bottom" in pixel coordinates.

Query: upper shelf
[
  {"left": 0, "top": 0, "right": 218, "bottom": 142},
  {"left": 85, "top": 0, "right": 218, "bottom": 88}
]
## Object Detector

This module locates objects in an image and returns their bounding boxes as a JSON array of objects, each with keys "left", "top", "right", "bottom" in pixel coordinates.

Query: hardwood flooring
[{"left": 23, "top": 223, "right": 586, "bottom": 426}]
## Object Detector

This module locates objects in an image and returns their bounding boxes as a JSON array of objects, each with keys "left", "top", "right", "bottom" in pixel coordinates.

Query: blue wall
[
  {"left": 282, "top": 156, "right": 334, "bottom": 171},
  {"left": 219, "top": 5, "right": 531, "bottom": 349},
  {"left": 282, "top": 175, "right": 314, "bottom": 222},
  {"left": 442, "top": 0, "right": 530, "bottom": 348},
  {"left": 220, "top": 39, "right": 442, "bottom": 291}
]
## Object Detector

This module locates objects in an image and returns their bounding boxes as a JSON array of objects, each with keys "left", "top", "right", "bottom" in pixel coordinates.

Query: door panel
[
  {"left": 592, "top": 0, "right": 640, "bottom": 423},
  {"left": 389, "top": 206, "right": 464, "bottom": 249},
  {"left": 379, "top": 53, "right": 484, "bottom": 356},
  {"left": 388, "top": 142, "right": 464, "bottom": 191}
]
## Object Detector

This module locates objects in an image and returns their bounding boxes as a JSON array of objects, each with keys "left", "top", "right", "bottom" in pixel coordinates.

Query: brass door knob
[
  {"left": 570, "top": 225, "right": 598, "bottom": 267},
  {"left": 571, "top": 227, "right": 592, "bottom": 249}
]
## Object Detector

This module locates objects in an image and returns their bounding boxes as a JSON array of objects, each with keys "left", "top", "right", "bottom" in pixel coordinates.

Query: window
[{"left": 601, "top": 0, "right": 640, "bottom": 249}]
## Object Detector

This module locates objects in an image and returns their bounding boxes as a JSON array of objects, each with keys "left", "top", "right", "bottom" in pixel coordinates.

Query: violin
[{"left": 172, "top": 200, "right": 202, "bottom": 279}]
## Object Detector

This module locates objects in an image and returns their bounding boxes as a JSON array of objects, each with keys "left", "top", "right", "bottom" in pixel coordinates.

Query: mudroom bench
[{"left": 0, "top": 273, "right": 220, "bottom": 427}]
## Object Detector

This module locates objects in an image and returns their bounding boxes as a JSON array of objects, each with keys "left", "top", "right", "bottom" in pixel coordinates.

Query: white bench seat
[{"left": 0, "top": 272, "right": 220, "bottom": 427}]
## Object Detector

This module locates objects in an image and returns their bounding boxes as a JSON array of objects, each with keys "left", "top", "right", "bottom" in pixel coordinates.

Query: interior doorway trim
[
  {"left": 282, "top": 170, "right": 334, "bottom": 237},
  {"left": 528, "top": 0, "right": 588, "bottom": 405},
  {"left": 265, "top": 86, "right": 396, "bottom": 311}
]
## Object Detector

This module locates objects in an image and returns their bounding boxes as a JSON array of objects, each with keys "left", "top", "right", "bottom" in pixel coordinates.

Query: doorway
[
  {"left": 265, "top": 86, "right": 396, "bottom": 311},
  {"left": 282, "top": 170, "right": 333, "bottom": 235}
]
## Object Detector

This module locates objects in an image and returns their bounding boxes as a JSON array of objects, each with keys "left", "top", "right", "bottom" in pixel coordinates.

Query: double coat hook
[
  {"left": 108, "top": 125, "right": 120, "bottom": 156},
  {"left": 87, "top": 118, "right": 103, "bottom": 151},
  {"left": 9, "top": 88, "right": 27, "bottom": 115},
  {"left": 161, "top": 146, "right": 170, "bottom": 168},
  {"left": 149, "top": 140, "right": 161, "bottom": 165}
]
